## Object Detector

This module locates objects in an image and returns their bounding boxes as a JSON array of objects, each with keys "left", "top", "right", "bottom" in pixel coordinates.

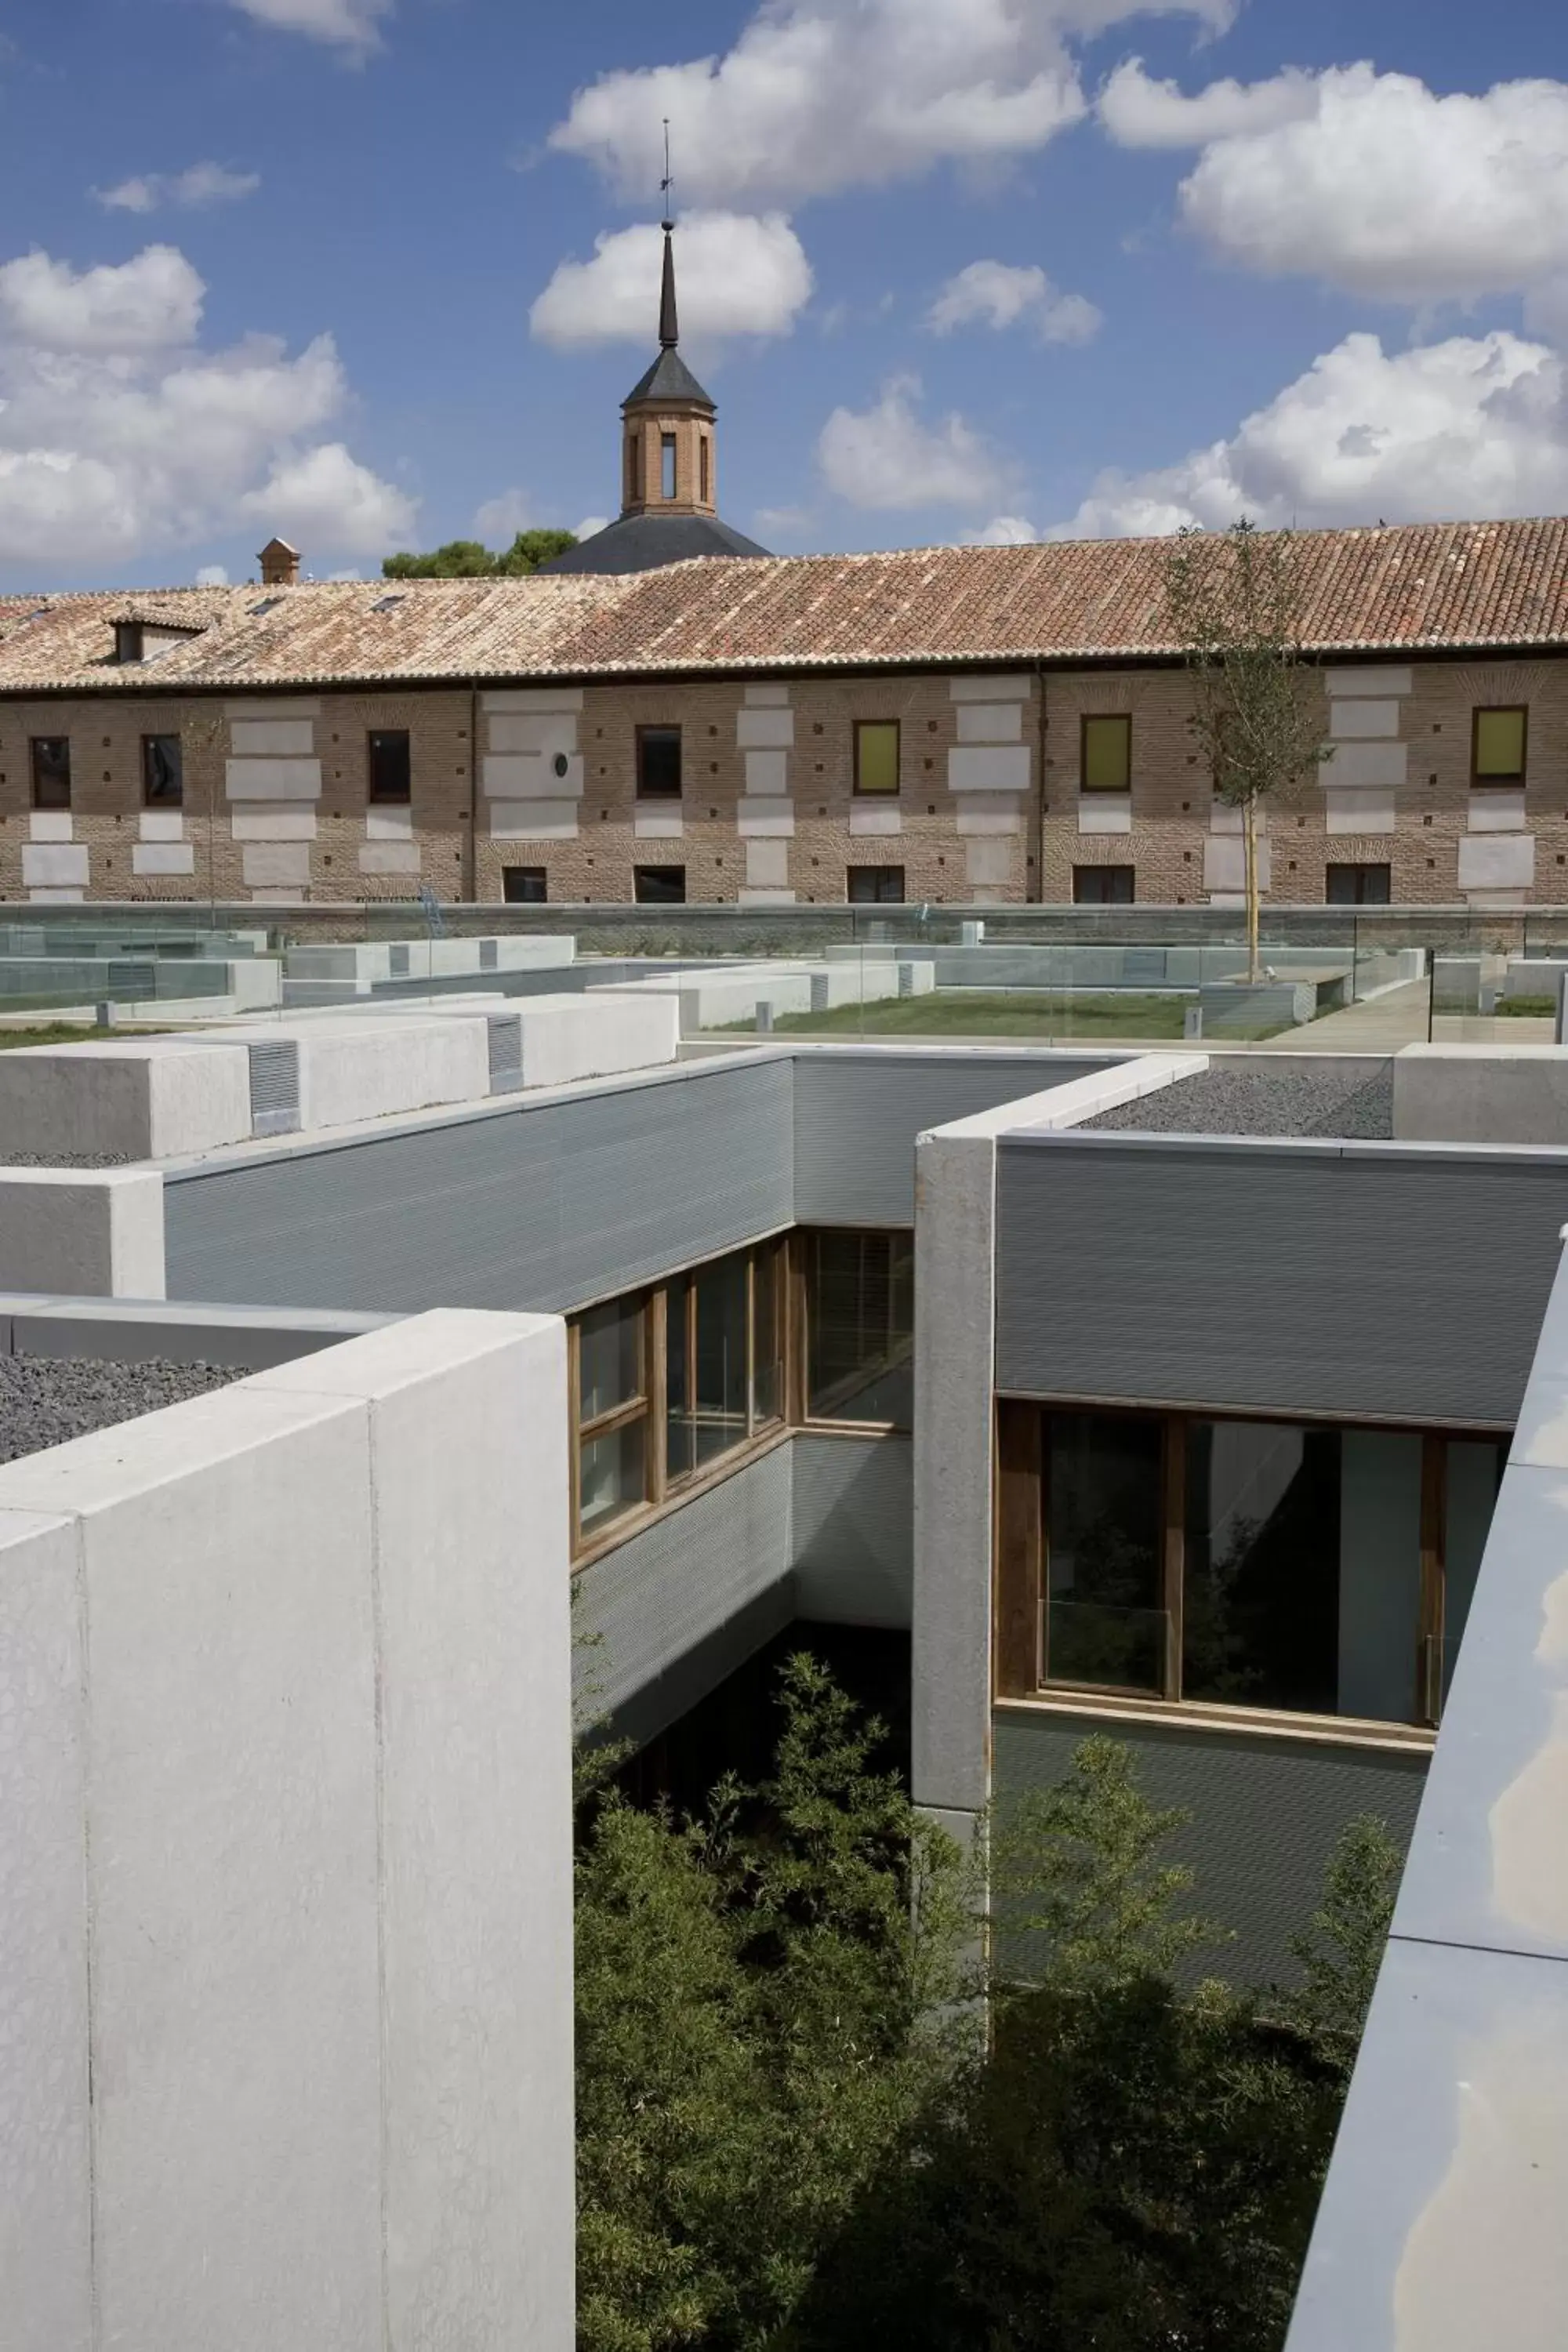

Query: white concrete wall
[
  {"left": 514, "top": 993, "right": 679, "bottom": 1087},
  {"left": 913, "top": 1053, "right": 1208, "bottom": 1835},
  {"left": 1393, "top": 1044, "right": 1568, "bottom": 1145},
  {"left": 0, "top": 1169, "right": 165, "bottom": 1298},
  {"left": 0, "top": 1036, "right": 252, "bottom": 1159},
  {"left": 0, "top": 1308, "right": 575, "bottom": 2352}
]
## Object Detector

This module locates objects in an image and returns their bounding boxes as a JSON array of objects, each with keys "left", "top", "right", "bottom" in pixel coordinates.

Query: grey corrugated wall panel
[
  {"left": 572, "top": 1443, "right": 794, "bottom": 1749},
  {"left": 792, "top": 1434, "right": 913, "bottom": 1628},
  {"left": 794, "top": 1051, "right": 1112, "bottom": 1225},
  {"left": 994, "top": 1708, "right": 1427, "bottom": 1987},
  {"left": 996, "top": 1135, "right": 1568, "bottom": 1426},
  {"left": 165, "top": 1057, "right": 794, "bottom": 1314}
]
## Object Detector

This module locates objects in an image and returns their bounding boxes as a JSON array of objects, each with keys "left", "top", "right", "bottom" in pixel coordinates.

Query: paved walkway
[{"left": 1249, "top": 978, "right": 1433, "bottom": 1053}]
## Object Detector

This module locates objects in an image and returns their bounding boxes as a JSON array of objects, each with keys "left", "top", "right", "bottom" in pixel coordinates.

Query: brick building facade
[{"left": 1, "top": 524, "right": 1565, "bottom": 909}]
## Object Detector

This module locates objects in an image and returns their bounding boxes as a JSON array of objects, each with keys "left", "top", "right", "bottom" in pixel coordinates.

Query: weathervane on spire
[{"left": 658, "top": 119, "right": 680, "bottom": 347}]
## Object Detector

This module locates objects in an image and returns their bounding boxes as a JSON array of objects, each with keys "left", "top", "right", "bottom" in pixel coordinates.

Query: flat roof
[{"left": 1078, "top": 1062, "right": 1395, "bottom": 1140}]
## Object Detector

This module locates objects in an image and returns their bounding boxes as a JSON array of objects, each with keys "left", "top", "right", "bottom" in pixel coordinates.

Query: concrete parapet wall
[
  {"left": 0, "top": 1168, "right": 165, "bottom": 1298},
  {"left": 1393, "top": 1044, "right": 1568, "bottom": 1144},
  {"left": 0, "top": 1307, "right": 575, "bottom": 2352},
  {"left": 0, "top": 1293, "right": 392, "bottom": 1367},
  {"left": 0, "top": 1035, "right": 254, "bottom": 1159},
  {"left": 514, "top": 991, "right": 679, "bottom": 1087}
]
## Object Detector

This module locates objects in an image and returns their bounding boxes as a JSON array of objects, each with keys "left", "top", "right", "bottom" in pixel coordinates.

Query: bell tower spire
[
  {"left": 658, "top": 122, "right": 680, "bottom": 349},
  {"left": 617, "top": 123, "right": 719, "bottom": 521}
]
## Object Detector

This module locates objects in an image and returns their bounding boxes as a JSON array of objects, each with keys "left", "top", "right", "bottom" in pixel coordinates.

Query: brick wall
[{"left": 1, "top": 653, "right": 1564, "bottom": 906}]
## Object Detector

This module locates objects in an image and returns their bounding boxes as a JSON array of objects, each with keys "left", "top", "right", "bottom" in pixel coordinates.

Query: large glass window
[
  {"left": 1044, "top": 1414, "right": 1165, "bottom": 1693},
  {"left": 572, "top": 1238, "right": 790, "bottom": 1554},
  {"left": 1009, "top": 1405, "right": 1507, "bottom": 1730},
  {"left": 1325, "top": 862, "right": 1392, "bottom": 906},
  {"left": 575, "top": 1298, "right": 648, "bottom": 1540},
  {"left": 804, "top": 1230, "right": 913, "bottom": 1428}
]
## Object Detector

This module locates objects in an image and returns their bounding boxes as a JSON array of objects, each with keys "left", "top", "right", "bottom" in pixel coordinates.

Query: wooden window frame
[
  {"left": 1471, "top": 703, "right": 1528, "bottom": 787},
  {"left": 1080, "top": 713, "right": 1132, "bottom": 794},
  {"left": 853, "top": 719, "right": 901, "bottom": 797},
  {"left": 797, "top": 1227, "right": 913, "bottom": 1434},
  {"left": 30, "top": 735, "right": 71, "bottom": 811},
  {"left": 635, "top": 724, "right": 683, "bottom": 800},
  {"left": 570, "top": 1237, "right": 793, "bottom": 1564},
  {"left": 995, "top": 1397, "right": 1505, "bottom": 1737}
]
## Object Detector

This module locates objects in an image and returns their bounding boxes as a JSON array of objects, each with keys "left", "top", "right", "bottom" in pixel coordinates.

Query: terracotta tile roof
[{"left": 2, "top": 517, "right": 1566, "bottom": 695}]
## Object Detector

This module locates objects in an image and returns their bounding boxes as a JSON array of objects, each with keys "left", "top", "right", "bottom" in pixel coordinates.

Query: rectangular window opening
[
  {"left": 368, "top": 728, "right": 412, "bottom": 804},
  {"left": 1007, "top": 1403, "right": 1508, "bottom": 1730},
  {"left": 847, "top": 866, "right": 904, "bottom": 904},
  {"left": 503, "top": 866, "right": 547, "bottom": 903},
  {"left": 30, "top": 736, "right": 71, "bottom": 811},
  {"left": 141, "top": 734, "right": 183, "bottom": 808},
  {"left": 661, "top": 432, "right": 677, "bottom": 500},
  {"left": 1325, "top": 862, "right": 1391, "bottom": 906},
  {"left": 570, "top": 1236, "right": 793, "bottom": 1555},
  {"left": 1073, "top": 865, "right": 1134, "bottom": 905},
  {"left": 804, "top": 1230, "right": 913, "bottom": 1429},
  {"left": 1472, "top": 705, "right": 1527, "bottom": 784},
  {"left": 699, "top": 436, "right": 711, "bottom": 505},
  {"left": 854, "top": 719, "right": 900, "bottom": 796},
  {"left": 636, "top": 724, "right": 683, "bottom": 799},
  {"left": 1080, "top": 713, "right": 1132, "bottom": 793},
  {"left": 633, "top": 864, "right": 686, "bottom": 904}
]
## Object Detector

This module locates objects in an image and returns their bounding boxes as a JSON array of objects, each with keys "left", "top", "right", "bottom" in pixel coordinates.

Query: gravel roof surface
[
  {"left": 3, "top": 1152, "right": 136, "bottom": 1167},
  {"left": 1079, "top": 1063, "right": 1394, "bottom": 1140},
  {"left": 0, "top": 1354, "right": 244, "bottom": 1465}
]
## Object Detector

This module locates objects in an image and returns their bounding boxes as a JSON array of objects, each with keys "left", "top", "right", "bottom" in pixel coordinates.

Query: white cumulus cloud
[
  {"left": 195, "top": 563, "right": 230, "bottom": 586},
  {"left": 927, "top": 260, "right": 1101, "bottom": 343},
  {"left": 96, "top": 163, "right": 261, "bottom": 214},
  {"left": 1051, "top": 329, "right": 1568, "bottom": 537},
  {"left": 532, "top": 212, "right": 812, "bottom": 347},
  {"left": 238, "top": 443, "right": 415, "bottom": 552},
  {"left": 471, "top": 488, "right": 536, "bottom": 541},
  {"left": 1098, "top": 56, "right": 1319, "bottom": 147},
  {"left": 220, "top": 0, "right": 390, "bottom": 47},
  {"left": 0, "top": 245, "right": 205, "bottom": 354},
  {"left": 548, "top": 0, "right": 1231, "bottom": 208},
  {"left": 962, "top": 514, "right": 1040, "bottom": 543},
  {"left": 818, "top": 376, "right": 1007, "bottom": 510},
  {"left": 1152, "top": 64, "right": 1568, "bottom": 304},
  {"left": 0, "top": 242, "right": 414, "bottom": 567}
]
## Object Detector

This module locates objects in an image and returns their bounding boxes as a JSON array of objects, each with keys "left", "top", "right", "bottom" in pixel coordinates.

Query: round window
[{"left": 553, "top": 751, "right": 570, "bottom": 779}]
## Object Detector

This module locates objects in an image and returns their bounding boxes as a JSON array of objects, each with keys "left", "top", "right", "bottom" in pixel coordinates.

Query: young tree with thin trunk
[{"left": 1159, "top": 520, "right": 1332, "bottom": 982}]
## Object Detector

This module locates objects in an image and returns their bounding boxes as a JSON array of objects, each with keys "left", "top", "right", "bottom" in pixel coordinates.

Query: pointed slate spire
[{"left": 659, "top": 219, "right": 679, "bottom": 350}]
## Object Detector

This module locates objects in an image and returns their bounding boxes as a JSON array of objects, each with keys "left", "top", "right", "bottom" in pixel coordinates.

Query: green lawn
[
  {"left": 0, "top": 1023, "right": 162, "bottom": 1050},
  {"left": 717, "top": 989, "right": 1202, "bottom": 1040}
]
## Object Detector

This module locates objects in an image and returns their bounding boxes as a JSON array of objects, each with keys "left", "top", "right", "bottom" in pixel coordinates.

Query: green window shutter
[
  {"left": 1083, "top": 715, "right": 1131, "bottom": 792},
  {"left": 855, "top": 721, "right": 900, "bottom": 794},
  {"left": 1474, "top": 707, "right": 1526, "bottom": 778}
]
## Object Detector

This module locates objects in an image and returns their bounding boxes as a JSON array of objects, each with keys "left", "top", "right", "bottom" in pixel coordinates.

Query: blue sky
[{"left": 0, "top": 0, "right": 1563, "bottom": 586}]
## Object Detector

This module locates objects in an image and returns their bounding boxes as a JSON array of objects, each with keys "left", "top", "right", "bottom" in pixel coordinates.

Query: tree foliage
[
  {"left": 575, "top": 1681, "right": 1399, "bottom": 2352},
  {"left": 382, "top": 528, "right": 578, "bottom": 579},
  {"left": 1159, "top": 518, "right": 1332, "bottom": 980}
]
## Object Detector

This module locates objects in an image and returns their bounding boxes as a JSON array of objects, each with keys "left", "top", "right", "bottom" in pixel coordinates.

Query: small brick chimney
[{"left": 257, "top": 536, "right": 300, "bottom": 587}]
